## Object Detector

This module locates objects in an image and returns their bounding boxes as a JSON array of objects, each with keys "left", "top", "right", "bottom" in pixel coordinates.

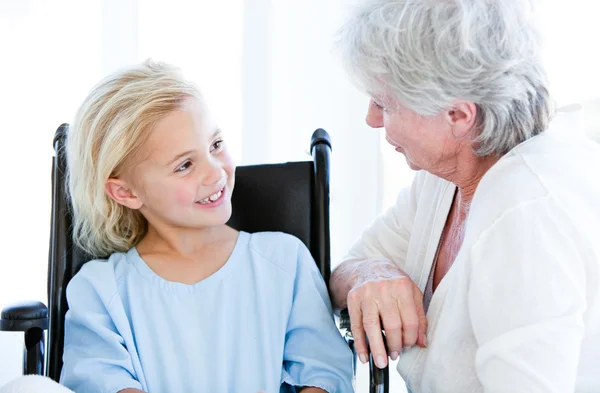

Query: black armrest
[{"left": 0, "top": 301, "right": 48, "bottom": 332}]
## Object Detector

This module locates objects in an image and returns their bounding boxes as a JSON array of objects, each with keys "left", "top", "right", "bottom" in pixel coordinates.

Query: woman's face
[{"left": 366, "top": 98, "right": 463, "bottom": 176}]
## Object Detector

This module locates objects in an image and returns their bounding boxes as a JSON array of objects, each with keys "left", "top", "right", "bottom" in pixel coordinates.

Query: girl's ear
[{"left": 105, "top": 178, "right": 143, "bottom": 209}]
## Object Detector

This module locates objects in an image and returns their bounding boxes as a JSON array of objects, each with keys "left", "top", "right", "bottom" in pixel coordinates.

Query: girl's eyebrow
[
  {"left": 211, "top": 128, "right": 222, "bottom": 138},
  {"left": 166, "top": 150, "right": 194, "bottom": 166},
  {"left": 165, "top": 128, "right": 222, "bottom": 166}
]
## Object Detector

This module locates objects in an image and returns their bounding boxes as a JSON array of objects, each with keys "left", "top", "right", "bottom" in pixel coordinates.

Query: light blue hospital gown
[{"left": 60, "top": 231, "right": 354, "bottom": 393}]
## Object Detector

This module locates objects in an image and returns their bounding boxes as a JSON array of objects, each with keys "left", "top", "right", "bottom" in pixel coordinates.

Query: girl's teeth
[
  {"left": 209, "top": 191, "right": 221, "bottom": 202},
  {"left": 199, "top": 189, "right": 223, "bottom": 204}
]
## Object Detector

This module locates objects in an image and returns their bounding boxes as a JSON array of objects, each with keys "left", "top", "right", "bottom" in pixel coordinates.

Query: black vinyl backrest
[
  {"left": 228, "top": 162, "right": 313, "bottom": 246},
  {"left": 46, "top": 124, "right": 331, "bottom": 380}
]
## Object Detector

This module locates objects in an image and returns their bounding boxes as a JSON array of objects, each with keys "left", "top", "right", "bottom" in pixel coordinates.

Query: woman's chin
[
  {"left": 405, "top": 157, "right": 421, "bottom": 171},
  {"left": 395, "top": 149, "right": 419, "bottom": 171}
]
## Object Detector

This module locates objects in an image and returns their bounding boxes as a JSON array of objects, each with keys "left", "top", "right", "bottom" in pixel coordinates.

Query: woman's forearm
[{"left": 329, "top": 259, "right": 363, "bottom": 309}]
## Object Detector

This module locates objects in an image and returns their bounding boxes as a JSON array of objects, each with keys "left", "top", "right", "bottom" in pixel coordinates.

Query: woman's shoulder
[
  {"left": 480, "top": 131, "right": 598, "bottom": 195},
  {"left": 470, "top": 130, "right": 600, "bottom": 234}
]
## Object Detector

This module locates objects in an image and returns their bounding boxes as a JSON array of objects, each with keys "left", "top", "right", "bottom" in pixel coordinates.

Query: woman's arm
[
  {"left": 329, "top": 170, "right": 429, "bottom": 308},
  {"left": 329, "top": 258, "right": 410, "bottom": 310},
  {"left": 329, "top": 172, "right": 429, "bottom": 368}
]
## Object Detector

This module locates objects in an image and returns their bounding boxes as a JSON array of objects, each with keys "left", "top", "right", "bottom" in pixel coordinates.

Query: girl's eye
[
  {"left": 176, "top": 161, "right": 192, "bottom": 172},
  {"left": 211, "top": 139, "right": 224, "bottom": 152}
]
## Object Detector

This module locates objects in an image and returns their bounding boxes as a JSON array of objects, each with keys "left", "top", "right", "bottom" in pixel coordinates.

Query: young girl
[{"left": 53, "top": 60, "right": 352, "bottom": 392}]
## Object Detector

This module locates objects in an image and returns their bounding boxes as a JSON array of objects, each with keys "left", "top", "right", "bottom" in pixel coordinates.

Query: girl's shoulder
[
  {"left": 243, "top": 231, "right": 310, "bottom": 276},
  {"left": 67, "top": 250, "right": 135, "bottom": 304}
]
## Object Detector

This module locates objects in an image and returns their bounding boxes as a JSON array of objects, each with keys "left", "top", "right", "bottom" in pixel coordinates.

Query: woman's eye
[
  {"left": 176, "top": 161, "right": 192, "bottom": 172},
  {"left": 372, "top": 100, "right": 387, "bottom": 112},
  {"left": 211, "top": 139, "right": 224, "bottom": 152}
]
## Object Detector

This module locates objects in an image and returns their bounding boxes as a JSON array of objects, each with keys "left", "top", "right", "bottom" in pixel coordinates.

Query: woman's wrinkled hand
[{"left": 347, "top": 259, "right": 428, "bottom": 369}]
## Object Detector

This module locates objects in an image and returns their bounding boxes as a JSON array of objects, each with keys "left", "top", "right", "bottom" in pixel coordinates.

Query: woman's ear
[
  {"left": 105, "top": 178, "right": 143, "bottom": 210},
  {"left": 446, "top": 101, "right": 477, "bottom": 138}
]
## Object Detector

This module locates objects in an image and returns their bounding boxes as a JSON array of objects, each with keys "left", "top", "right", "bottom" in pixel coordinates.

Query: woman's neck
[{"left": 442, "top": 151, "right": 501, "bottom": 214}]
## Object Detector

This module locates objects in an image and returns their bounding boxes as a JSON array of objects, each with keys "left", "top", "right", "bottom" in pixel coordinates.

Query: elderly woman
[{"left": 330, "top": 0, "right": 600, "bottom": 392}]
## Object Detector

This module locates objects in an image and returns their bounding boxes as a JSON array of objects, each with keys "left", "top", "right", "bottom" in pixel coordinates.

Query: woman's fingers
[
  {"left": 379, "top": 291, "right": 403, "bottom": 361},
  {"left": 347, "top": 290, "right": 369, "bottom": 364},
  {"left": 348, "top": 286, "right": 388, "bottom": 368},
  {"left": 347, "top": 264, "right": 429, "bottom": 366},
  {"left": 412, "top": 284, "right": 428, "bottom": 347},
  {"left": 362, "top": 300, "right": 387, "bottom": 368},
  {"left": 394, "top": 279, "right": 421, "bottom": 348}
]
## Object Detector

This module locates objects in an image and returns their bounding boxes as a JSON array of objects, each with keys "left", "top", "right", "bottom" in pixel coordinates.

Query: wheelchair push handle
[{"left": 310, "top": 128, "right": 332, "bottom": 153}]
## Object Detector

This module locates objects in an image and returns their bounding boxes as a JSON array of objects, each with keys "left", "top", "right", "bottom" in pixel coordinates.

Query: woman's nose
[{"left": 366, "top": 100, "right": 384, "bottom": 128}]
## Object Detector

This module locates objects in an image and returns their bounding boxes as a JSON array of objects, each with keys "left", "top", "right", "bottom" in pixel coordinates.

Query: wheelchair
[{"left": 1, "top": 124, "right": 389, "bottom": 392}]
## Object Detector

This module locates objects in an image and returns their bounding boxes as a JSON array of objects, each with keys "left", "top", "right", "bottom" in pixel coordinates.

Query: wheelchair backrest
[{"left": 45, "top": 124, "right": 332, "bottom": 380}]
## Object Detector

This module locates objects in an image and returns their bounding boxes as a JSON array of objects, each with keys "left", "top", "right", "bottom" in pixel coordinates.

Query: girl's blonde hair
[{"left": 66, "top": 59, "right": 201, "bottom": 258}]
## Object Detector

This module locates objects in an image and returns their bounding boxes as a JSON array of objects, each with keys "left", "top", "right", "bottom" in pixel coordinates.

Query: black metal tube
[
  {"left": 47, "top": 124, "right": 71, "bottom": 381},
  {"left": 310, "top": 128, "right": 332, "bottom": 284},
  {"left": 23, "top": 327, "right": 45, "bottom": 375}
]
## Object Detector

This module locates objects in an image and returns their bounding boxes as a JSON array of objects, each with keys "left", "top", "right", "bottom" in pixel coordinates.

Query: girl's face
[{"left": 107, "top": 97, "right": 236, "bottom": 231}]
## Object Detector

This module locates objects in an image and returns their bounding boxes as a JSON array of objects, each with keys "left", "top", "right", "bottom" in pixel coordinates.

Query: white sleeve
[
  {"left": 468, "top": 198, "right": 588, "bottom": 393},
  {"left": 342, "top": 171, "right": 426, "bottom": 270}
]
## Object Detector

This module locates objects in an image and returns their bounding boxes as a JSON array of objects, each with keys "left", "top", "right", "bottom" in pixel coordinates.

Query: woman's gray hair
[{"left": 335, "top": 0, "right": 555, "bottom": 156}]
